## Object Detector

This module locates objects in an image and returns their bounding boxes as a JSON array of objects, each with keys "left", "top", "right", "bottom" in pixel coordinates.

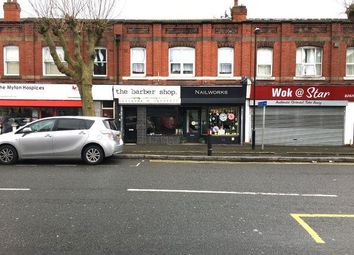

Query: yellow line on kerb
[
  {"left": 290, "top": 213, "right": 354, "bottom": 244},
  {"left": 150, "top": 160, "right": 354, "bottom": 166}
]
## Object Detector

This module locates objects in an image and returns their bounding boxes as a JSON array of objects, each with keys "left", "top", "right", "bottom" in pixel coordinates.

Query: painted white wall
[
  {"left": 244, "top": 81, "right": 252, "bottom": 144},
  {"left": 345, "top": 103, "right": 354, "bottom": 145}
]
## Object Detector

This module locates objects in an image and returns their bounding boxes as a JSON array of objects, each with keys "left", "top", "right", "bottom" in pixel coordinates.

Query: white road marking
[
  {"left": 0, "top": 188, "right": 30, "bottom": 191},
  {"left": 127, "top": 189, "right": 337, "bottom": 198},
  {"left": 55, "top": 165, "right": 78, "bottom": 167},
  {"left": 130, "top": 160, "right": 144, "bottom": 167}
]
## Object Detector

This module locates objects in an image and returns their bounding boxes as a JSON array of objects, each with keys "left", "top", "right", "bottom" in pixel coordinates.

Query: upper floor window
[
  {"left": 218, "top": 47, "right": 233, "bottom": 76},
  {"left": 169, "top": 47, "right": 195, "bottom": 76},
  {"left": 296, "top": 47, "right": 322, "bottom": 77},
  {"left": 94, "top": 48, "right": 107, "bottom": 76},
  {"left": 257, "top": 48, "right": 273, "bottom": 77},
  {"left": 43, "top": 47, "right": 66, "bottom": 76},
  {"left": 130, "top": 47, "right": 146, "bottom": 76},
  {"left": 346, "top": 47, "right": 354, "bottom": 77},
  {"left": 4, "top": 46, "right": 19, "bottom": 76}
]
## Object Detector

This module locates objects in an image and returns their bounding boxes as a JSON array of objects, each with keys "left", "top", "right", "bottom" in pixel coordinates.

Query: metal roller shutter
[{"left": 254, "top": 107, "right": 345, "bottom": 146}]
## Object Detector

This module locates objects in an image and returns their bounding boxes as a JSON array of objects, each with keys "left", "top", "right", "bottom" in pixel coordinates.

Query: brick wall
[{"left": 0, "top": 19, "right": 353, "bottom": 86}]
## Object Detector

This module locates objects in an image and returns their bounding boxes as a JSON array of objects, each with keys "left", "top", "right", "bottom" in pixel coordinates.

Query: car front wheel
[
  {"left": 82, "top": 145, "right": 104, "bottom": 165},
  {"left": 0, "top": 145, "right": 18, "bottom": 165}
]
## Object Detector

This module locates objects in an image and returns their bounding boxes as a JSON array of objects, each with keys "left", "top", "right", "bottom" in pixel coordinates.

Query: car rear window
[
  {"left": 84, "top": 120, "right": 95, "bottom": 129},
  {"left": 103, "top": 119, "right": 119, "bottom": 130}
]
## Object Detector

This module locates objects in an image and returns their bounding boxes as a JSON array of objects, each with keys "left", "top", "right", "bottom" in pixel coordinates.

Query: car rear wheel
[
  {"left": 0, "top": 145, "right": 18, "bottom": 165},
  {"left": 82, "top": 145, "right": 104, "bottom": 165}
]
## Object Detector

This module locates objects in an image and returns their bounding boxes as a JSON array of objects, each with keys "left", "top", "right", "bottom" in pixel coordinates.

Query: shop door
[
  {"left": 123, "top": 107, "right": 137, "bottom": 143},
  {"left": 185, "top": 109, "right": 200, "bottom": 142}
]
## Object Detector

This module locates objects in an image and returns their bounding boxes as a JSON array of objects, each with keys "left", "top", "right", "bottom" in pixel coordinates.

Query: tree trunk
[{"left": 79, "top": 71, "right": 95, "bottom": 116}]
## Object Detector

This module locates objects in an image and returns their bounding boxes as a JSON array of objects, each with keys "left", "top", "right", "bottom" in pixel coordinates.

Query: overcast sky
[{"left": 4, "top": 0, "right": 350, "bottom": 20}]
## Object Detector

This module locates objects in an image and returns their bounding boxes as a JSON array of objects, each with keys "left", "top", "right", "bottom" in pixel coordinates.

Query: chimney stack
[
  {"left": 231, "top": 0, "right": 247, "bottom": 22},
  {"left": 3, "top": 0, "right": 21, "bottom": 22}
]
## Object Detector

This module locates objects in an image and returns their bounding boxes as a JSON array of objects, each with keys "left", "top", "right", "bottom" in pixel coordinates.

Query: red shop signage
[{"left": 251, "top": 85, "right": 354, "bottom": 101}]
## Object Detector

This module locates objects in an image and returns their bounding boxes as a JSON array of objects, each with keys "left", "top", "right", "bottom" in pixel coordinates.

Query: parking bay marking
[
  {"left": 128, "top": 189, "right": 337, "bottom": 198},
  {"left": 291, "top": 213, "right": 354, "bottom": 244}
]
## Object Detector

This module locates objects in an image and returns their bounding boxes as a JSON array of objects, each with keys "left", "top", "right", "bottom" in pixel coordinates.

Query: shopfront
[
  {"left": 250, "top": 85, "right": 354, "bottom": 146},
  {"left": 114, "top": 85, "right": 181, "bottom": 144},
  {"left": 181, "top": 86, "right": 246, "bottom": 144},
  {"left": 0, "top": 84, "right": 82, "bottom": 133},
  {"left": 0, "top": 83, "right": 120, "bottom": 134}
]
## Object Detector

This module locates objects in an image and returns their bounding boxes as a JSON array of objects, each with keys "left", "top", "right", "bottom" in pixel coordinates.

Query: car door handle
[
  {"left": 44, "top": 134, "right": 52, "bottom": 138},
  {"left": 78, "top": 131, "right": 86, "bottom": 135}
]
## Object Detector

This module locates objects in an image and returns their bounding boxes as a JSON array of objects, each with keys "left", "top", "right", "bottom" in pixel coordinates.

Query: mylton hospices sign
[{"left": 181, "top": 86, "right": 246, "bottom": 104}]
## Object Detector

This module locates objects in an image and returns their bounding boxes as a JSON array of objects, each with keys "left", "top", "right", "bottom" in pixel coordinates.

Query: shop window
[
  {"left": 218, "top": 47, "right": 233, "bottom": 76},
  {"left": 42, "top": 47, "right": 66, "bottom": 76},
  {"left": 94, "top": 48, "right": 107, "bottom": 76},
  {"left": 102, "top": 101, "right": 113, "bottom": 118},
  {"left": 346, "top": 47, "right": 354, "bottom": 77},
  {"left": 209, "top": 107, "right": 240, "bottom": 136},
  {"left": 57, "top": 108, "right": 82, "bottom": 116},
  {"left": 296, "top": 46, "right": 322, "bottom": 77},
  {"left": 169, "top": 47, "right": 195, "bottom": 76},
  {"left": 257, "top": 48, "right": 273, "bottom": 77},
  {"left": 131, "top": 48, "right": 146, "bottom": 76},
  {"left": 4, "top": 46, "right": 19, "bottom": 76},
  {"left": 147, "top": 107, "right": 181, "bottom": 135}
]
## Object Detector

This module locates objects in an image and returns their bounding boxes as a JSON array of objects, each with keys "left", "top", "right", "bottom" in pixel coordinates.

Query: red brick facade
[{"left": 1, "top": 1, "right": 353, "bottom": 87}]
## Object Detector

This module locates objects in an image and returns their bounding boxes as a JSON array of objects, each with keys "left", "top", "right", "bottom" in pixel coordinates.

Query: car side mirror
[{"left": 21, "top": 127, "right": 32, "bottom": 137}]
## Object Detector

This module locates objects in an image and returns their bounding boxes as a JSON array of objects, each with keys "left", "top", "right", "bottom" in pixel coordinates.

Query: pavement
[{"left": 116, "top": 143, "right": 354, "bottom": 163}]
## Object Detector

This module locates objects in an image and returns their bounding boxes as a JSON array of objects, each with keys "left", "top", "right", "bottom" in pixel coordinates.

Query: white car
[{"left": 0, "top": 116, "right": 123, "bottom": 165}]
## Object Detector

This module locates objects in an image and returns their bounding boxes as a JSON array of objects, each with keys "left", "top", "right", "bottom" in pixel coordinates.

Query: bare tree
[
  {"left": 29, "top": 0, "right": 116, "bottom": 116},
  {"left": 344, "top": 0, "right": 354, "bottom": 21}
]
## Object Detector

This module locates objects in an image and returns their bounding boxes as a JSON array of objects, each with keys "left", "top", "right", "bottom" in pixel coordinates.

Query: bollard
[{"left": 207, "top": 134, "right": 212, "bottom": 156}]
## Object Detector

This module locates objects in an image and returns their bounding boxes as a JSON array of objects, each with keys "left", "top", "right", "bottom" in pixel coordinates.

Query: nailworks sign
[
  {"left": 181, "top": 86, "right": 246, "bottom": 104},
  {"left": 0, "top": 84, "right": 81, "bottom": 100},
  {"left": 251, "top": 85, "right": 354, "bottom": 106},
  {"left": 114, "top": 86, "right": 180, "bottom": 105}
]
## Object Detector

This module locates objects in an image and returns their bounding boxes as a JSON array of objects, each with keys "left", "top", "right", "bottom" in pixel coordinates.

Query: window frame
[
  {"left": 295, "top": 46, "right": 323, "bottom": 77},
  {"left": 169, "top": 47, "right": 195, "bottom": 77},
  {"left": 346, "top": 47, "right": 354, "bottom": 77},
  {"left": 42, "top": 47, "right": 66, "bottom": 77},
  {"left": 257, "top": 47, "right": 273, "bottom": 78},
  {"left": 218, "top": 47, "right": 234, "bottom": 77},
  {"left": 94, "top": 47, "right": 107, "bottom": 77},
  {"left": 130, "top": 47, "right": 146, "bottom": 76},
  {"left": 4, "top": 46, "right": 20, "bottom": 76}
]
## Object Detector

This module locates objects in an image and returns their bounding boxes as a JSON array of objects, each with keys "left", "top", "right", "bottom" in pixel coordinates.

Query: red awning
[{"left": 0, "top": 100, "right": 82, "bottom": 107}]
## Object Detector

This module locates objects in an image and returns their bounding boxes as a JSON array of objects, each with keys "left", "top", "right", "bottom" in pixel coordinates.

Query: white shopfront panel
[{"left": 345, "top": 102, "right": 354, "bottom": 145}]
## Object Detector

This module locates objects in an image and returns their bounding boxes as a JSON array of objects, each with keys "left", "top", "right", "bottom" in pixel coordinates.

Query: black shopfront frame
[{"left": 181, "top": 85, "right": 246, "bottom": 144}]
